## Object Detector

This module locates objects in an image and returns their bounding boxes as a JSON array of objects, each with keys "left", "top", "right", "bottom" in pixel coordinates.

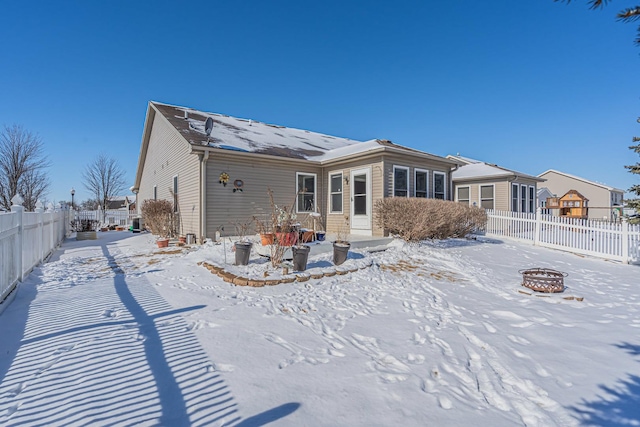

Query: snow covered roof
[
  {"left": 445, "top": 154, "right": 481, "bottom": 165},
  {"left": 153, "top": 102, "right": 360, "bottom": 160},
  {"left": 151, "top": 102, "right": 458, "bottom": 165},
  {"left": 453, "top": 161, "right": 543, "bottom": 182},
  {"left": 538, "top": 169, "right": 625, "bottom": 193}
]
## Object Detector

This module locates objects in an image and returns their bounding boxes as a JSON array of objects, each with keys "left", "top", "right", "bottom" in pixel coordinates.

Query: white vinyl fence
[
  {"left": 485, "top": 209, "right": 640, "bottom": 264},
  {"left": 79, "top": 209, "right": 136, "bottom": 227},
  {"left": 0, "top": 197, "right": 71, "bottom": 308}
]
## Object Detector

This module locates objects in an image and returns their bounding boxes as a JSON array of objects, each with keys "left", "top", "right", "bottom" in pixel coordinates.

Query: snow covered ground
[{"left": 1, "top": 231, "right": 639, "bottom": 426}]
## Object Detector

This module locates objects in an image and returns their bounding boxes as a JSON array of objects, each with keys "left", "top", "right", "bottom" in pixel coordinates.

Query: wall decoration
[
  {"left": 233, "top": 179, "right": 244, "bottom": 192},
  {"left": 219, "top": 172, "right": 230, "bottom": 186}
]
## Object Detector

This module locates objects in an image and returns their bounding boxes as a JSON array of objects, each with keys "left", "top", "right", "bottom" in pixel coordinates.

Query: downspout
[
  {"left": 200, "top": 151, "right": 209, "bottom": 242},
  {"left": 449, "top": 164, "right": 459, "bottom": 201}
]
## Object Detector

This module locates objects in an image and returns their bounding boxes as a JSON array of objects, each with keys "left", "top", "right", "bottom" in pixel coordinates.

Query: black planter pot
[
  {"left": 292, "top": 245, "right": 311, "bottom": 271},
  {"left": 332, "top": 242, "right": 350, "bottom": 266},
  {"left": 234, "top": 242, "right": 253, "bottom": 265}
]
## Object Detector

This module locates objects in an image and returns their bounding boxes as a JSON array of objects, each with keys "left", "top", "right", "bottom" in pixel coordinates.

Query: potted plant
[
  {"left": 253, "top": 214, "right": 274, "bottom": 245},
  {"left": 73, "top": 217, "right": 99, "bottom": 240},
  {"left": 264, "top": 189, "right": 299, "bottom": 268},
  {"left": 141, "top": 199, "right": 175, "bottom": 248},
  {"left": 333, "top": 220, "right": 350, "bottom": 266},
  {"left": 233, "top": 219, "right": 253, "bottom": 266}
]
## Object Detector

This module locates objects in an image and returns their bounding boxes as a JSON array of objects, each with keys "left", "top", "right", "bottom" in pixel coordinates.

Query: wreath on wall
[{"left": 219, "top": 172, "right": 230, "bottom": 186}]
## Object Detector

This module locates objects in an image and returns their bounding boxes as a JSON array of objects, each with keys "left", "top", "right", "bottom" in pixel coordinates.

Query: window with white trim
[
  {"left": 512, "top": 184, "right": 518, "bottom": 212},
  {"left": 480, "top": 185, "right": 494, "bottom": 210},
  {"left": 297, "top": 172, "right": 316, "bottom": 212},
  {"left": 414, "top": 169, "right": 428, "bottom": 198},
  {"left": 434, "top": 172, "right": 446, "bottom": 199},
  {"left": 521, "top": 184, "right": 527, "bottom": 213},
  {"left": 329, "top": 172, "right": 343, "bottom": 213},
  {"left": 529, "top": 186, "right": 535, "bottom": 213},
  {"left": 393, "top": 166, "right": 409, "bottom": 197},
  {"left": 457, "top": 186, "right": 470, "bottom": 205}
]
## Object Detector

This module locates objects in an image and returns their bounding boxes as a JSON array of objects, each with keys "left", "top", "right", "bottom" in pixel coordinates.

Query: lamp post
[{"left": 70, "top": 188, "right": 75, "bottom": 210}]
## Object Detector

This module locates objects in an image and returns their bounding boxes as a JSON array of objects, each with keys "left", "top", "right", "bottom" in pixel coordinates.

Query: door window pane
[{"left": 353, "top": 174, "right": 366, "bottom": 215}]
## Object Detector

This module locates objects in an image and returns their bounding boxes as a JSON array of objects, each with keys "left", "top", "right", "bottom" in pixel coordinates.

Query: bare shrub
[
  {"left": 266, "top": 188, "right": 298, "bottom": 268},
  {"left": 141, "top": 199, "right": 176, "bottom": 238},
  {"left": 374, "top": 198, "right": 487, "bottom": 242}
]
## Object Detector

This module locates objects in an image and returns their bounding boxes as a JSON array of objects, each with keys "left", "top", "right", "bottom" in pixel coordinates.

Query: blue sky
[{"left": 1, "top": 0, "right": 638, "bottom": 204}]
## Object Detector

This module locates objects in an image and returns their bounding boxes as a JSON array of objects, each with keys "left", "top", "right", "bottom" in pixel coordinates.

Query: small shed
[{"left": 547, "top": 190, "right": 588, "bottom": 219}]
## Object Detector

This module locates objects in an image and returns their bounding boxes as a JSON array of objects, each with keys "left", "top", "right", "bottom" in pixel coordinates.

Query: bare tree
[
  {"left": 0, "top": 124, "right": 50, "bottom": 211},
  {"left": 82, "top": 154, "right": 126, "bottom": 221}
]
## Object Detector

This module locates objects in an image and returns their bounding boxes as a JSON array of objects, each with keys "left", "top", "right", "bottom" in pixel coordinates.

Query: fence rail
[
  {"left": 0, "top": 199, "right": 70, "bottom": 309},
  {"left": 485, "top": 209, "right": 640, "bottom": 264}
]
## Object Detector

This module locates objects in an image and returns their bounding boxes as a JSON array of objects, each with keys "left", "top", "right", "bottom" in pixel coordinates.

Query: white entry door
[{"left": 350, "top": 167, "right": 372, "bottom": 235}]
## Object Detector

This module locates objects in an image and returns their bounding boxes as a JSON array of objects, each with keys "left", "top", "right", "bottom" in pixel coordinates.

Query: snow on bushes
[{"left": 374, "top": 198, "right": 487, "bottom": 242}]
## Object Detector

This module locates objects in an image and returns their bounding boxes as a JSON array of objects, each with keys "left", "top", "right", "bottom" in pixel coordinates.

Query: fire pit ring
[{"left": 518, "top": 268, "right": 568, "bottom": 293}]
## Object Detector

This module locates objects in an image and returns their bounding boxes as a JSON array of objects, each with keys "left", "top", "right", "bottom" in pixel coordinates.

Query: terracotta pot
[
  {"left": 276, "top": 232, "right": 297, "bottom": 246},
  {"left": 157, "top": 238, "right": 169, "bottom": 248},
  {"left": 178, "top": 236, "right": 187, "bottom": 244},
  {"left": 260, "top": 233, "right": 275, "bottom": 245}
]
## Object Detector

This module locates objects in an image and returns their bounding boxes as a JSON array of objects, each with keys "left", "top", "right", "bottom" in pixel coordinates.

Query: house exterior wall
[
  {"left": 381, "top": 154, "right": 454, "bottom": 200},
  {"left": 205, "top": 153, "right": 322, "bottom": 239},
  {"left": 137, "top": 111, "right": 201, "bottom": 237},
  {"left": 453, "top": 177, "right": 539, "bottom": 213},
  {"left": 323, "top": 156, "right": 385, "bottom": 237},
  {"left": 538, "top": 171, "right": 616, "bottom": 220}
]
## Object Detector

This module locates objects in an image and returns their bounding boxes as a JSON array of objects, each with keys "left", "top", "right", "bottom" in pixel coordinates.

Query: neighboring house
[
  {"left": 537, "top": 187, "right": 554, "bottom": 214},
  {"left": 537, "top": 170, "right": 624, "bottom": 221},
  {"left": 545, "top": 190, "right": 589, "bottom": 219},
  {"left": 132, "top": 102, "right": 461, "bottom": 240},
  {"left": 105, "top": 196, "right": 135, "bottom": 211},
  {"left": 447, "top": 155, "right": 544, "bottom": 212}
]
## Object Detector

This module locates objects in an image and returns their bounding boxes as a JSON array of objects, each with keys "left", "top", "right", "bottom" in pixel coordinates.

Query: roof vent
[
  {"left": 205, "top": 117, "right": 214, "bottom": 136},
  {"left": 184, "top": 110, "right": 189, "bottom": 119}
]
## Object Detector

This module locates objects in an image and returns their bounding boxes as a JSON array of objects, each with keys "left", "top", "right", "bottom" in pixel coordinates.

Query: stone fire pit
[{"left": 519, "top": 268, "right": 568, "bottom": 293}]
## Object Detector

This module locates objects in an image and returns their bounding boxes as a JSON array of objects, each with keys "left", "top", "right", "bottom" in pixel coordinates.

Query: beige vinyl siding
[
  {"left": 381, "top": 154, "right": 454, "bottom": 200},
  {"left": 323, "top": 157, "right": 385, "bottom": 236},
  {"left": 453, "top": 178, "right": 539, "bottom": 212},
  {"left": 205, "top": 154, "right": 322, "bottom": 238},
  {"left": 137, "top": 111, "right": 201, "bottom": 237},
  {"left": 538, "top": 171, "right": 613, "bottom": 220}
]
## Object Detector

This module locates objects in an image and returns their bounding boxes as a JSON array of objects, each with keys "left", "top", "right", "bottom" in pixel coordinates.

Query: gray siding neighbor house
[
  {"left": 132, "top": 102, "right": 461, "bottom": 241},
  {"left": 537, "top": 169, "right": 624, "bottom": 221}
]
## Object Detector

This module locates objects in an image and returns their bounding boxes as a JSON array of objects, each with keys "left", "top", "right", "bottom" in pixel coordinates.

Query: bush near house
[
  {"left": 375, "top": 198, "right": 487, "bottom": 242},
  {"left": 140, "top": 199, "right": 177, "bottom": 238}
]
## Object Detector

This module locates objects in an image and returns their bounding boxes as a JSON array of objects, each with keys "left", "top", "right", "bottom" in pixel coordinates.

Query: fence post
[
  {"left": 534, "top": 207, "right": 541, "bottom": 246},
  {"left": 621, "top": 217, "right": 629, "bottom": 265},
  {"left": 35, "top": 201, "right": 45, "bottom": 265},
  {"left": 49, "top": 203, "right": 56, "bottom": 255},
  {"left": 10, "top": 195, "right": 25, "bottom": 282}
]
